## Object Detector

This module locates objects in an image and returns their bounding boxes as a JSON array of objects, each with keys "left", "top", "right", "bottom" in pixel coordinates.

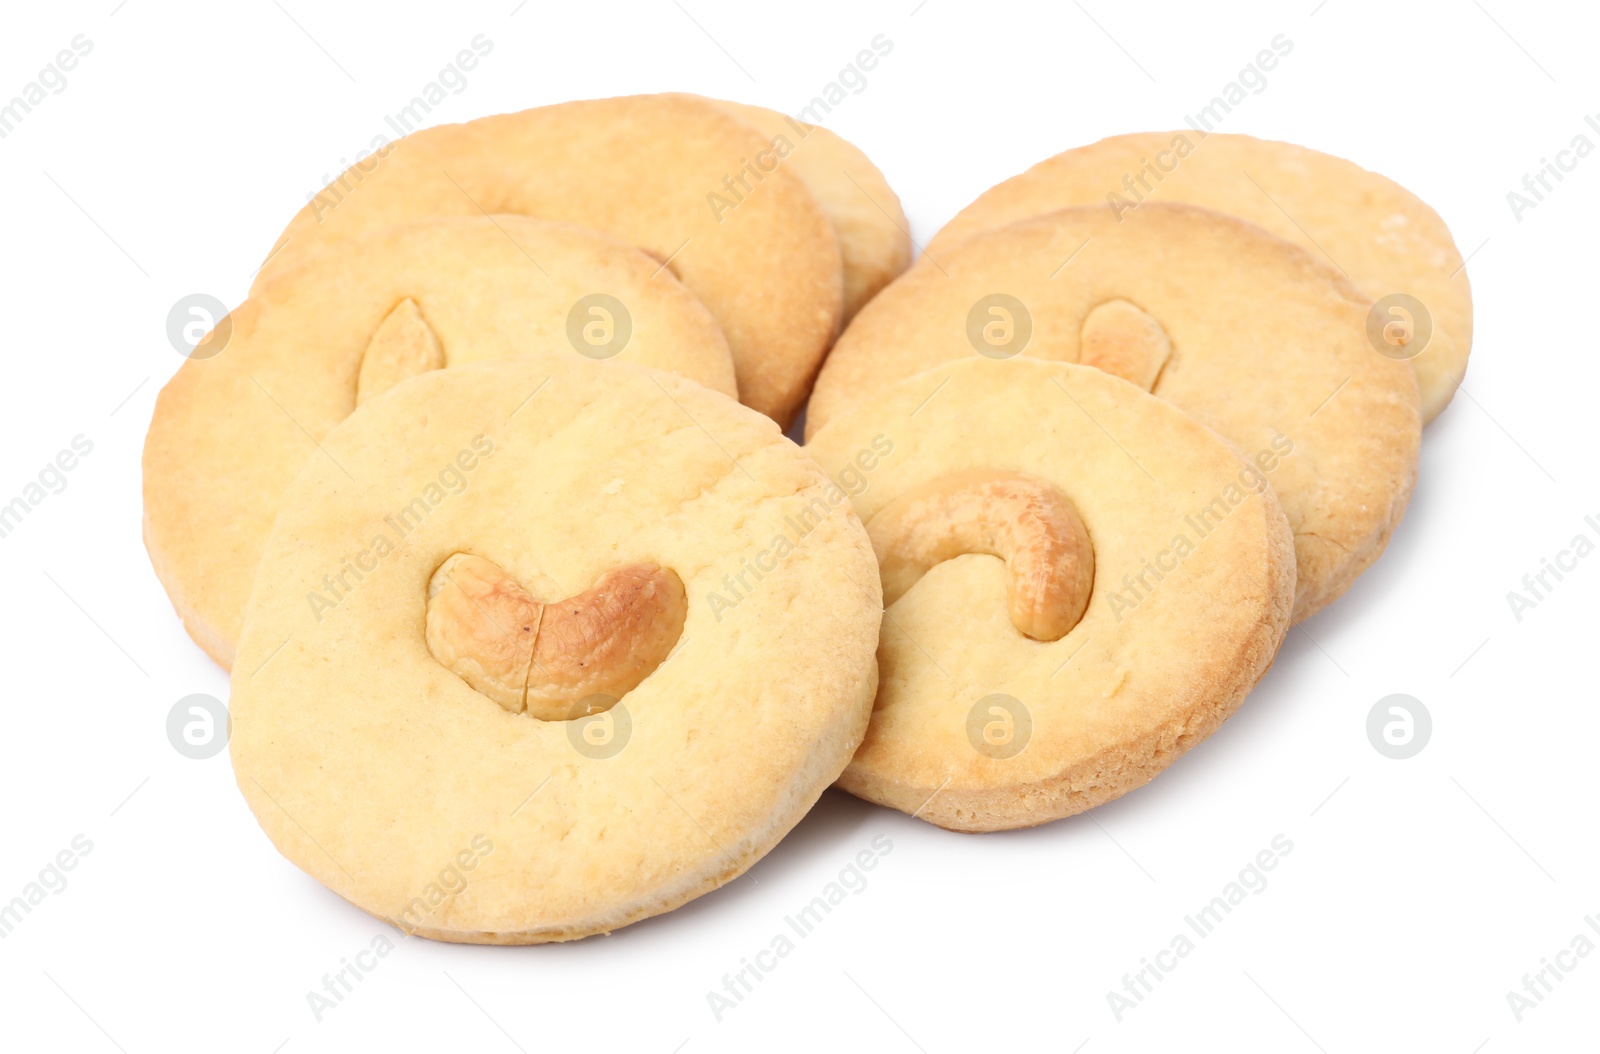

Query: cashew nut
[
  {"left": 526, "top": 565, "right": 687, "bottom": 715},
  {"left": 425, "top": 554, "right": 542, "bottom": 710},
  {"left": 1079, "top": 299, "right": 1171, "bottom": 392},
  {"left": 425, "top": 554, "right": 686, "bottom": 720},
  {"left": 357, "top": 298, "right": 444, "bottom": 405},
  {"left": 865, "top": 471, "right": 1094, "bottom": 642}
]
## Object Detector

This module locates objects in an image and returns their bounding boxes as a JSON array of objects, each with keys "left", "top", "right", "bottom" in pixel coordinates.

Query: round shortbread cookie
[
  {"left": 805, "top": 358, "right": 1295, "bottom": 831},
  {"left": 928, "top": 131, "right": 1471, "bottom": 423},
  {"left": 254, "top": 93, "right": 843, "bottom": 427},
  {"left": 713, "top": 100, "right": 911, "bottom": 320},
  {"left": 808, "top": 203, "right": 1421, "bottom": 621},
  {"left": 229, "top": 357, "right": 881, "bottom": 943},
  {"left": 145, "top": 215, "right": 738, "bottom": 669}
]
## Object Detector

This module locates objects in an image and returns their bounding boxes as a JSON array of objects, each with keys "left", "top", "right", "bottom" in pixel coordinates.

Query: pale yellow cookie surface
[
  {"left": 806, "top": 358, "right": 1294, "bottom": 831},
  {"left": 255, "top": 93, "right": 842, "bottom": 427},
  {"left": 229, "top": 357, "right": 880, "bottom": 943},
  {"left": 713, "top": 100, "right": 910, "bottom": 320},
  {"left": 809, "top": 203, "right": 1421, "bottom": 621},
  {"left": 929, "top": 132, "right": 1470, "bottom": 422},
  {"left": 144, "top": 215, "right": 736, "bottom": 668}
]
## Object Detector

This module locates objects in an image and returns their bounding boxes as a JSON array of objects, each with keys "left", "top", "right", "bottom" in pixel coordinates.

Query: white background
[{"left": 1, "top": 1, "right": 1594, "bottom": 1050}]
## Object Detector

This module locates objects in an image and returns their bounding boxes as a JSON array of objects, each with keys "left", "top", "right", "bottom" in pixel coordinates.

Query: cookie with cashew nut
[
  {"left": 805, "top": 357, "right": 1295, "bottom": 831},
  {"left": 710, "top": 100, "right": 911, "bottom": 321},
  {"left": 143, "top": 215, "right": 737, "bottom": 669},
  {"left": 254, "top": 93, "right": 843, "bottom": 427},
  {"left": 808, "top": 203, "right": 1421, "bottom": 621},
  {"left": 928, "top": 132, "right": 1472, "bottom": 423},
  {"left": 229, "top": 356, "right": 881, "bottom": 942}
]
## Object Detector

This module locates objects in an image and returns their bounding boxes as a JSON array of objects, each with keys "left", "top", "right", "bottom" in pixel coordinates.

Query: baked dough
[
  {"left": 928, "top": 131, "right": 1470, "bottom": 422},
  {"left": 713, "top": 100, "right": 910, "bottom": 320},
  {"left": 808, "top": 203, "right": 1421, "bottom": 621},
  {"left": 144, "top": 215, "right": 737, "bottom": 668},
  {"left": 254, "top": 93, "right": 843, "bottom": 427},
  {"left": 805, "top": 358, "right": 1295, "bottom": 831},
  {"left": 229, "top": 357, "right": 880, "bottom": 942}
]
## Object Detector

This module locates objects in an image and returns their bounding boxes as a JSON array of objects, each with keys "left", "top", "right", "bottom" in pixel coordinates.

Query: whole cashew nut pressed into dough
[
  {"left": 356, "top": 298, "right": 444, "bottom": 406},
  {"left": 424, "top": 554, "right": 687, "bottom": 721},
  {"left": 865, "top": 470, "right": 1095, "bottom": 642},
  {"left": 1078, "top": 298, "right": 1172, "bottom": 392}
]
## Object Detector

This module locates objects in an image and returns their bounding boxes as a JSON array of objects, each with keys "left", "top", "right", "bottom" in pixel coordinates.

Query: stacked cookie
[{"left": 142, "top": 101, "right": 1468, "bottom": 942}]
